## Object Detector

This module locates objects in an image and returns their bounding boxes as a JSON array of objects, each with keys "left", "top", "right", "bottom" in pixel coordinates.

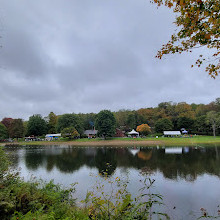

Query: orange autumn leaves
[
  {"left": 152, "top": 0, "right": 220, "bottom": 78},
  {"left": 136, "top": 124, "right": 151, "bottom": 136}
]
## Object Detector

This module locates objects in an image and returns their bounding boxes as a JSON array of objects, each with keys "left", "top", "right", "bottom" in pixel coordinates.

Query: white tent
[
  {"left": 128, "top": 129, "right": 139, "bottom": 137},
  {"left": 45, "top": 134, "right": 61, "bottom": 138},
  {"left": 45, "top": 133, "right": 61, "bottom": 141},
  {"left": 163, "top": 131, "right": 181, "bottom": 136}
]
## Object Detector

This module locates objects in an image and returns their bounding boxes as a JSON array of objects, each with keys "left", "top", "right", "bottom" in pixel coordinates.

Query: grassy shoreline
[{"left": 1, "top": 136, "right": 220, "bottom": 147}]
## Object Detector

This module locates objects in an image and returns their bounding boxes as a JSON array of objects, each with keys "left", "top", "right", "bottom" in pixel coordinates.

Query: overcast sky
[{"left": 0, "top": 0, "right": 219, "bottom": 120}]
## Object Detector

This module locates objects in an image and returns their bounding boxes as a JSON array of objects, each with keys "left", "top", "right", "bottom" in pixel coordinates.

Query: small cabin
[
  {"left": 115, "top": 128, "right": 126, "bottom": 137},
  {"left": 84, "top": 130, "right": 98, "bottom": 138}
]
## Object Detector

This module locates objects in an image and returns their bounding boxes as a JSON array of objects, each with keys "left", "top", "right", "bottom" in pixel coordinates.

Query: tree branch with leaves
[{"left": 152, "top": 0, "right": 220, "bottom": 78}]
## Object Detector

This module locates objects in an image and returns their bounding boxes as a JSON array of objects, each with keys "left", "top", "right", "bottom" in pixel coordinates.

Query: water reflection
[
  {"left": 5, "top": 145, "right": 220, "bottom": 220},
  {"left": 7, "top": 145, "right": 220, "bottom": 181}
]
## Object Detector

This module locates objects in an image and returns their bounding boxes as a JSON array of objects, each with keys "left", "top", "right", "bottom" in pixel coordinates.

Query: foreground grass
[{"left": 3, "top": 136, "right": 220, "bottom": 147}]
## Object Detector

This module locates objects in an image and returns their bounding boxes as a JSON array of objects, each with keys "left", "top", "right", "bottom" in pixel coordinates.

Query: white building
[
  {"left": 163, "top": 131, "right": 181, "bottom": 137},
  {"left": 45, "top": 133, "right": 61, "bottom": 141}
]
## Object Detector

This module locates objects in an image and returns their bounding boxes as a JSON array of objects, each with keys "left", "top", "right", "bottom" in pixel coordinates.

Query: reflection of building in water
[
  {"left": 129, "top": 148, "right": 140, "bottom": 156},
  {"left": 183, "top": 147, "right": 189, "bottom": 153},
  {"left": 200, "top": 147, "right": 206, "bottom": 153},
  {"left": 165, "top": 147, "right": 182, "bottom": 154}
]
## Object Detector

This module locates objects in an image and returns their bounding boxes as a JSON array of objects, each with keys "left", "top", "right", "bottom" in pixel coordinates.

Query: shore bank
[{"left": 2, "top": 136, "right": 220, "bottom": 147}]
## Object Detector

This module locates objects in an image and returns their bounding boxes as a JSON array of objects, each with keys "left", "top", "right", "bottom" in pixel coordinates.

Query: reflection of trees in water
[
  {"left": 25, "top": 151, "right": 45, "bottom": 170},
  {"left": 95, "top": 148, "right": 117, "bottom": 176},
  {"left": 141, "top": 147, "right": 220, "bottom": 181},
  {"left": 23, "top": 145, "right": 220, "bottom": 181},
  {"left": 55, "top": 149, "right": 83, "bottom": 172}
]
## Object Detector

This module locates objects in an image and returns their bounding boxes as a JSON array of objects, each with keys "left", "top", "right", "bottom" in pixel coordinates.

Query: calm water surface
[{"left": 5, "top": 145, "right": 220, "bottom": 220}]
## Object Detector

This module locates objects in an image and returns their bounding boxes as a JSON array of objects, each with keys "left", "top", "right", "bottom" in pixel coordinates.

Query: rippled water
[{"left": 5, "top": 145, "right": 220, "bottom": 219}]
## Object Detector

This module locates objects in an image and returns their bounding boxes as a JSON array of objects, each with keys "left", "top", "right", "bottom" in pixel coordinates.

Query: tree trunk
[{"left": 212, "top": 123, "right": 216, "bottom": 137}]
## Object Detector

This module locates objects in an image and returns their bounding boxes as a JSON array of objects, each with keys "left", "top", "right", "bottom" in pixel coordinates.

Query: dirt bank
[{"left": 3, "top": 140, "right": 163, "bottom": 147}]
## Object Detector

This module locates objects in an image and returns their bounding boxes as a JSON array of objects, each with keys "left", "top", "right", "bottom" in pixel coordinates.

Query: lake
[{"left": 5, "top": 145, "right": 220, "bottom": 219}]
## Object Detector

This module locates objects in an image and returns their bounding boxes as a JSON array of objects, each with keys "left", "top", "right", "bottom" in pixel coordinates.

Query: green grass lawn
[
  {"left": 75, "top": 136, "right": 220, "bottom": 145},
  {"left": 4, "top": 135, "right": 220, "bottom": 147},
  {"left": 151, "top": 135, "right": 220, "bottom": 145}
]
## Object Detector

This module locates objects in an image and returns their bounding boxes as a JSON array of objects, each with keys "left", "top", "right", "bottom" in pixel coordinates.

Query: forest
[{"left": 0, "top": 98, "right": 220, "bottom": 140}]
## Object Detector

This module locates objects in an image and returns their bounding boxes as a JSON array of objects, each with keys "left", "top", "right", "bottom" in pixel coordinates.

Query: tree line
[{"left": 0, "top": 98, "right": 220, "bottom": 140}]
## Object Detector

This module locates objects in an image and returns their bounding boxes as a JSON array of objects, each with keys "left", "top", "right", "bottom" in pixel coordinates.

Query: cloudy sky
[{"left": 0, "top": 0, "right": 219, "bottom": 120}]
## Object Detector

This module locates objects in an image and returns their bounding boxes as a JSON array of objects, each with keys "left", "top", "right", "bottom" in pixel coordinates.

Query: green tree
[
  {"left": 153, "top": 0, "right": 220, "bottom": 78},
  {"left": 195, "top": 104, "right": 209, "bottom": 117},
  {"left": 61, "top": 127, "right": 79, "bottom": 139},
  {"left": 136, "top": 108, "right": 156, "bottom": 127},
  {"left": 78, "top": 113, "right": 96, "bottom": 130},
  {"left": 114, "top": 110, "right": 130, "bottom": 128},
  {"left": 175, "top": 102, "right": 195, "bottom": 119},
  {"left": 47, "top": 112, "right": 57, "bottom": 133},
  {"left": 0, "top": 123, "right": 8, "bottom": 140},
  {"left": 57, "top": 114, "right": 83, "bottom": 135},
  {"left": 194, "top": 115, "right": 209, "bottom": 134},
  {"left": 206, "top": 111, "right": 220, "bottom": 137},
  {"left": 155, "top": 118, "right": 173, "bottom": 133},
  {"left": 27, "top": 114, "right": 47, "bottom": 136},
  {"left": 126, "top": 111, "right": 138, "bottom": 130},
  {"left": 9, "top": 119, "right": 24, "bottom": 139},
  {"left": 95, "top": 110, "right": 116, "bottom": 139},
  {"left": 177, "top": 117, "right": 195, "bottom": 130},
  {"left": 215, "top": 97, "right": 220, "bottom": 111},
  {"left": 23, "top": 121, "right": 28, "bottom": 137}
]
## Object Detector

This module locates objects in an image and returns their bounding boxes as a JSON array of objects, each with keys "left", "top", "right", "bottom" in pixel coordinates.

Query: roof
[
  {"left": 45, "top": 133, "right": 61, "bottom": 137},
  {"left": 163, "top": 131, "right": 181, "bottom": 135},
  {"left": 84, "top": 130, "right": 98, "bottom": 135},
  {"left": 128, "top": 129, "right": 139, "bottom": 135}
]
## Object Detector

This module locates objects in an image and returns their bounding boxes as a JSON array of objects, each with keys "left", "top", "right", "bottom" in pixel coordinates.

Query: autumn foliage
[
  {"left": 136, "top": 124, "right": 151, "bottom": 136},
  {"left": 152, "top": 0, "right": 220, "bottom": 78}
]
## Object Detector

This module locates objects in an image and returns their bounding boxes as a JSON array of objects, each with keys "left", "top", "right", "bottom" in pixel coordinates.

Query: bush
[{"left": 0, "top": 148, "right": 84, "bottom": 220}]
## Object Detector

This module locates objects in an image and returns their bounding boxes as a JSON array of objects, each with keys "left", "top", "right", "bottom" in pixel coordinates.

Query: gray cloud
[{"left": 0, "top": 0, "right": 219, "bottom": 120}]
